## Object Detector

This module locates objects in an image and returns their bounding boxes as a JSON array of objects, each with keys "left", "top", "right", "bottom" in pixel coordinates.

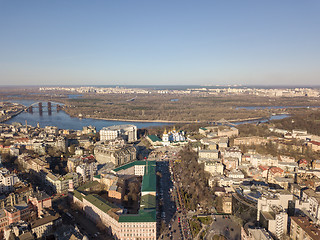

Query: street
[
  {"left": 155, "top": 147, "right": 192, "bottom": 240},
  {"left": 205, "top": 215, "right": 241, "bottom": 240}
]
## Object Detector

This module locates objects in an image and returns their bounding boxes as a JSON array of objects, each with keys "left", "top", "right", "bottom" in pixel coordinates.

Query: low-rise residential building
[
  {"left": 0, "top": 145, "right": 10, "bottom": 154},
  {"left": 3, "top": 221, "right": 34, "bottom": 240},
  {"left": 307, "top": 141, "right": 320, "bottom": 152},
  {"left": 312, "top": 160, "right": 320, "bottom": 170},
  {"left": 268, "top": 127, "right": 289, "bottom": 135},
  {"left": 76, "top": 162, "right": 97, "bottom": 182},
  {"left": 30, "top": 212, "right": 61, "bottom": 239},
  {"left": 209, "top": 175, "right": 243, "bottom": 187},
  {"left": 0, "top": 168, "right": 20, "bottom": 193},
  {"left": 28, "top": 191, "right": 52, "bottom": 218},
  {"left": 204, "top": 161, "right": 224, "bottom": 175},
  {"left": 290, "top": 216, "right": 320, "bottom": 240},
  {"left": 82, "top": 125, "right": 96, "bottom": 135},
  {"left": 1, "top": 203, "right": 32, "bottom": 229},
  {"left": 199, "top": 127, "right": 209, "bottom": 135},
  {"left": 43, "top": 172, "right": 79, "bottom": 194},
  {"left": 222, "top": 195, "right": 232, "bottom": 214},
  {"left": 0, "top": 183, "right": 33, "bottom": 209},
  {"left": 222, "top": 146, "right": 242, "bottom": 164},
  {"left": 67, "top": 155, "right": 96, "bottom": 172},
  {"left": 44, "top": 126, "right": 58, "bottom": 136},
  {"left": 17, "top": 154, "right": 49, "bottom": 173},
  {"left": 217, "top": 137, "right": 229, "bottom": 149},
  {"left": 227, "top": 170, "right": 244, "bottom": 179},
  {"left": 273, "top": 177, "right": 294, "bottom": 190},
  {"left": 218, "top": 127, "right": 239, "bottom": 137},
  {"left": 259, "top": 166, "right": 269, "bottom": 179},
  {"left": 234, "top": 136, "right": 268, "bottom": 146},
  {"left": 267, "top": 167, "right": 284, "bottom": 184},
  {"left": 223, "top": 157, "right": 239, "bottom": 170},
  {"left": 198, "top": 149, "right": 219, "bottom": 161},
  {"left": 108, "top": 181, "right": 123, "bottom": 204},
  {"left": 277, "top": 161, "right": 298, "bottom": 172},
  {"left": 246, "top": 154, "right": 279, "bottom": 168}
]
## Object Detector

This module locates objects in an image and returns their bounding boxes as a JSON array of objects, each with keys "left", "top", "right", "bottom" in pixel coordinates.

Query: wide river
[
  {"left": 6, "top": 100, "right": 172, "bottom": 130},
  {"left": 5, "top": 99, "right": 290, "bottom": 130}
]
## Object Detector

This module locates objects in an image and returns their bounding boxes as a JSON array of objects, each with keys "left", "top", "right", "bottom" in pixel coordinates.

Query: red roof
[
  {"left": 269, "top": 167, "right": 284, "bottom": 174},
  {"left": 299, "top": 159, "right": 308, "bottom": 164},
  {"left": 0, "top": 145, "right": 10, "bottom": 148},
  {"left": 259, "top": 165, "right": 269, "bottom": 171},
  {"left": 14, "top": 138, "right": 29, "bottom": 143},
  {"left": 309, "top": 141, "right": 320, "bottom": 146}
]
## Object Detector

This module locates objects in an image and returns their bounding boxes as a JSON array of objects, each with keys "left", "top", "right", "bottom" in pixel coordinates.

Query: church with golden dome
[{"left": 161, "top": 126, "right": 186, "bottom": 146}]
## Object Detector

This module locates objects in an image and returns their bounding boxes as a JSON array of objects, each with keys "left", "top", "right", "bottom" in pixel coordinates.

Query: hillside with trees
[{"left": 174, "top": 147, "right": 214, "bottom": 211}]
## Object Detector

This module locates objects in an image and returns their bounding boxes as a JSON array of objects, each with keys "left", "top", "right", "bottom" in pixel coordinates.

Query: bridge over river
[{"left": 26, "top": 101, "right": 62, "bottom": 115}]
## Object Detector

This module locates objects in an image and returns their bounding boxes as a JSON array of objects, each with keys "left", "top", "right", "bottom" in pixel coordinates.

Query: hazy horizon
[{"left": 1, "top": 84, "right": 320, "bottom": 89}]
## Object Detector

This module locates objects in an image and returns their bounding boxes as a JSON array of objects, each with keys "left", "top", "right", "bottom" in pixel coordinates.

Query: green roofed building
[
  {"left": 146, "top": 135, "right": 163, "bottom": 147},
  {"left": 70, "top": 160, "right": 157, "bottom": 239},
  {"left": 141, "top": 164, "right": 156, "bottom": 194},
  {"left": 112, "top": 160, "right": 156, "bottom": 177}
]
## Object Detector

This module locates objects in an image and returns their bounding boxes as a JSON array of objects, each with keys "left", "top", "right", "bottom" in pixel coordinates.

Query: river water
[
  {"left": 5, "top": 99, "right": 290, "bottom": 130},
  {"left": 5, "top": 100, "right": 172, "bottom": 130}
]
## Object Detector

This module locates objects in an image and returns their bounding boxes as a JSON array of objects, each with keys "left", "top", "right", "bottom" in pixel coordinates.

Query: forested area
[
  {"left": 174, "top": 147, "right": 214, "bottom": 211},
  {"left": 272, "top": 111, "right": 320, "bottom": 136},
  {"left": 3, "top": 87, "right": 320, "bottom": 123}
]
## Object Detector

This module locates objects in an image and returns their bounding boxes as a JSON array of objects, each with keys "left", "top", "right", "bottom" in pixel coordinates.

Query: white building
[
  {"left": 0, "top": 168, "right": 20, "bottom": 193},
  {"left": 100, "top": 125, "right": 137, "bottom": 143},
  {"left": 227, "top": 170, "right": 244, "bottom": 179},
  {"left": 222, "top": 146, "right": 242, "bottom": 164},
  {"left": 76, "top": 162, "right": 97, "bottom": 182},
  {"left": 249, "top": 154, "right": 278, "bottom": 168},
  {"left": 198, "top": 149, "right": 219, "bottom": 162},
  {"left": 257, "top": 191, "right": 293, "bottom": 239},
  {"left": 301, "top": 188, "right": 320, "bottom": 224},
  {"left": 204, "top": 161, "right": 224, "bottom": 175},
  {"left": 44, "top": 126, "right": 58, "bottom": 136}
]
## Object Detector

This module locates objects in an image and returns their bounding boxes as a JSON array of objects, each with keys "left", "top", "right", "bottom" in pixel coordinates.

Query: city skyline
[{"left": 1, "top": 1, "right": 320, "bottom": 86}]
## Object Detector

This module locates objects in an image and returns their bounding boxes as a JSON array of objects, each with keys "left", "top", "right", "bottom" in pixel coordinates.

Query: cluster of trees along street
[{"left": 175, "top": 146, "right": 214, "bottom": 211}]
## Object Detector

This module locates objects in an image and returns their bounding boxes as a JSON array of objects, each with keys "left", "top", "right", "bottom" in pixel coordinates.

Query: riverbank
[
  {"left": 71, "top": 113, "right": 290, "bottom": 126},
  {"left": 4, "top": 99, "right": 291, "bottom": 129},
  {"left": 0, "top": 104, "right": 26, "bottom": 123},
  {"left": 92, "top": 117, "right": 196, "bottom": 124}
]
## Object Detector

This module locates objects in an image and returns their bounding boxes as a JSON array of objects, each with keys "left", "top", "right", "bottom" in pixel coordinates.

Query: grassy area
[
  {"left": 189, "top": 218, "right": 202, "bottom": 238},
  {"left": 189, "top": 216, "right": 213, "bottom": 238},
  {"left": 198, "top": 216, "right": 213, "bottom": 225}
]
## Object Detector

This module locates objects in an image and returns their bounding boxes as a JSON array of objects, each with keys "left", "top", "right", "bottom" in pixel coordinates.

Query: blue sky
[{"left": 0, "top": 1, "right": 319, "bottom": 86}]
